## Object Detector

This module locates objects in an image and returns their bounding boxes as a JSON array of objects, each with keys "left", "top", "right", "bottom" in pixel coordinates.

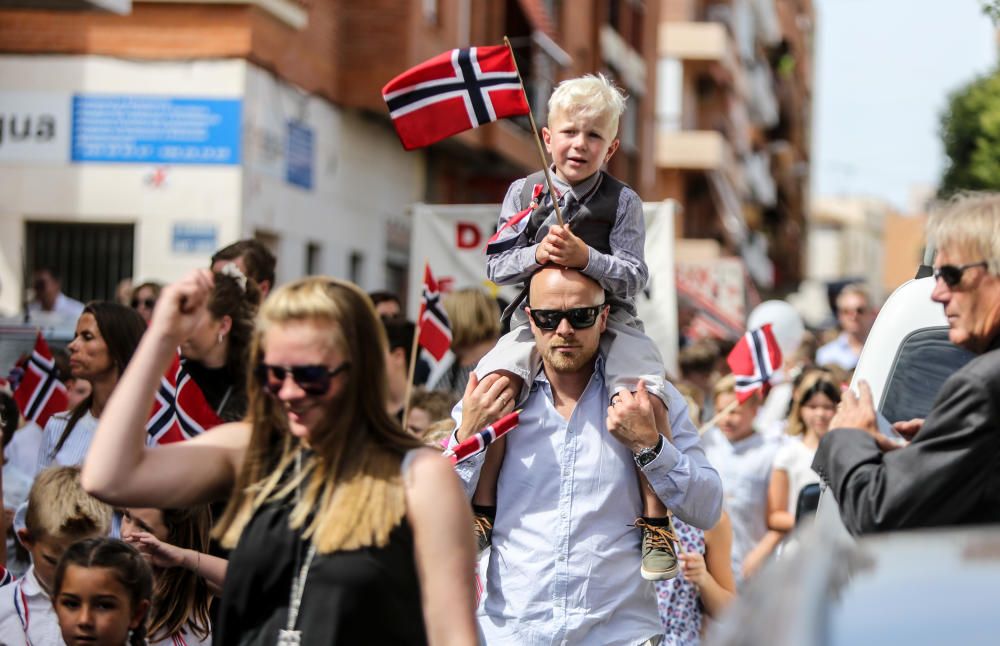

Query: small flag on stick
[
  {"left": 418, "top": 264, "right": 453, "bottom": 362},
  {"left": 13, "top": 332, "right": 68, "bottom": 427},
  {"left": 726, "top": 324, "right": 782, "bottom": 404},
  {"left": 444, "top": 410, "right": 520, "bottom": 465},
  {"left": 382, "top": 45, "right": 531, "bottom": 150},
  {"left": 485, "top": 183, "right": 545, "bottom": 256}
]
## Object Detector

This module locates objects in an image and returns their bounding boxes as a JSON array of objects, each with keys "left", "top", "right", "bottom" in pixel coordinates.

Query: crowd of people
[{"left": 0, "top": 71, "right": 996, "bottom": 646}]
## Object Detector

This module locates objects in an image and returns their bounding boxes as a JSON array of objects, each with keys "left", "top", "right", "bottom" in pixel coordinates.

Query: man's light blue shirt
[
  {"left": 816, "top": 333, "right": 859, "bottom": 370},
  {"left": 451, "top": 356, "right": 722, "bottom": 645}
]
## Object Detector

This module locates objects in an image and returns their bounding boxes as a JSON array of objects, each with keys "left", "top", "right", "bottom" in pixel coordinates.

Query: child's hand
[
  {"left": 534, "top": 242, "right": 550, "bottom": 265},
  {"left": 541, "top": 225, "right": 589, "bottom": 269},
  {"left": 680, "top": 551, "right": 708, "bottom": 587},
  {"left": 125, "top": 530, "right": 185, "bottom": 569}
]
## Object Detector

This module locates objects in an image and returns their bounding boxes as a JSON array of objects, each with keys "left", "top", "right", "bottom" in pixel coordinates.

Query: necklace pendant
[{"left": 277, "top": 629, "right": 302, "bottom": 645}]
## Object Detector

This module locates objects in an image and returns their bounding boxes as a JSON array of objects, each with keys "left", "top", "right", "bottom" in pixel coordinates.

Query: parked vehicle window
[{"left": 879, "top": 327, "right": 975, "bottom": 423}]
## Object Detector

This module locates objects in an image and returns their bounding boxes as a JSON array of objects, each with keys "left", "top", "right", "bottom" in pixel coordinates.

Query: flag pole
[
  {"left": 697, "top": 398, "right": 739, "bottom": 436},
  {"left": 401, "top": 261, "right": 427, "bottom": 430},
  {"left": 504, "top": 35, "right": 564, "bottom": 227}
]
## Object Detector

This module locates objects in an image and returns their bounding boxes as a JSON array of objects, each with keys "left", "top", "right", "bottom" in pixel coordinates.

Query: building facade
[
  {"left": 0, "top": 0, "right": 661, "bottom": 314},
  {"left": 652, "top": 0, "right": 813, "bottom": 295}
]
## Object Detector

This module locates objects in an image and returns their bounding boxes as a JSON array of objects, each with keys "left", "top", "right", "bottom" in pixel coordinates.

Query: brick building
[
  {"left": 652, "top": 0, "right": 813, "bottom": 295},
  {"left": 0, "top": 0, "right": 661, "bottom": 313}
]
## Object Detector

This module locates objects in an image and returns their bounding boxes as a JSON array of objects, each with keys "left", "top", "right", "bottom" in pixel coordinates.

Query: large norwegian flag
[
  {"left": 13, "top": 332, "right": 69, "bottom": 428},
  {"left": 418, "top": 264, "right": 453, "bottom": 362},
  {"left": 726, "top": 324, "right": 782, "bottom": 404},
  {"left": 382, "top": 45, "right": 531, "bottom": 150},
  {"left": 146, "top": 353, "right": 225, "bottom": 445}
]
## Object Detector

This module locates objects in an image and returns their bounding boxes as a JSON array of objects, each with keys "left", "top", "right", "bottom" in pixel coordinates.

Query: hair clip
[{"left": 220, "top": 262, "right": 248, "bottom": 292}]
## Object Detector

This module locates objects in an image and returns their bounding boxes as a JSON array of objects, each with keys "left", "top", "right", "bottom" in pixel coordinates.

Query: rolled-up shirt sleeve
[{"left": 638, "top": 388, "right": 723, "bottom": 529}]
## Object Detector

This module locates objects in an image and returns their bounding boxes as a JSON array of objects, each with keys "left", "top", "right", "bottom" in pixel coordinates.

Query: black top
[
  {"left": 215, "top": 488, "right": 427, "bottom": 645},
  {"left": 183, "top": 358, "right": 247, "bottom": 423}
]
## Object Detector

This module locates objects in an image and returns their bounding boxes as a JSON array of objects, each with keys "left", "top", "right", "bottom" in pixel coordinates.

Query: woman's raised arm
[{"left": 81, "top": 270, "right": 248, "bottom": 508}]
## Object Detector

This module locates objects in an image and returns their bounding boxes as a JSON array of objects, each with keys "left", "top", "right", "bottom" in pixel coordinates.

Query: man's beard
[{"left": 542, "top": 336, "right": 596, "bottom": 373}]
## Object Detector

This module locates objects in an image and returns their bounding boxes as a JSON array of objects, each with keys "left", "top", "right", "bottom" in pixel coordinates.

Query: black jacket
[{"left": 813, "top": 336, "right": 1000, "bottom": 535}]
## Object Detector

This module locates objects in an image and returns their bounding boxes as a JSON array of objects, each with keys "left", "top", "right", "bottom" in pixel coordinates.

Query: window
[
  {"left": 305, "top": 242, "right": 321, "bottom": 275},
  {"left": 879, "top": 327, "right": 975, "bottom": 424},
  {"left": 349, "top": 251, "right": 365, "bottom": 285},
  {"left": 25, "top": 221, "right": 134, "bottom": 304}
]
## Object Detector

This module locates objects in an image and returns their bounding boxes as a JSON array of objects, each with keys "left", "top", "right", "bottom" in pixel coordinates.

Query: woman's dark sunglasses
[
  {"left": 131, "top": 298, "right": 156, "bottom": 309},
  {"left": 529, "top": 305, "right": 603, "bottom": 331},
  {"left": 933, "top": 261, "right": 989, "bottom": 288},
  {"left": 254, "top": 362, "right": 351, "bottom": 396}
]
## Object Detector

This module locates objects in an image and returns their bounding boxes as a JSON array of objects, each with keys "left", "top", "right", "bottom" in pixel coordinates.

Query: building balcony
[
  {"left": 656, "top": 129, "right": 738, "bottom": 175},
  {"left": 658, "top": 21, "right": 740, "bottom": 84}
]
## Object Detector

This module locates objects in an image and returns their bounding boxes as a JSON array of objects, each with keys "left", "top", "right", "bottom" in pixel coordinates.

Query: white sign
[
  {"left": 408, "top": 201, "right": 679, "bottom": 376},
  {"left": 0, "top": 91, "right": 71, "bottom": 164}
]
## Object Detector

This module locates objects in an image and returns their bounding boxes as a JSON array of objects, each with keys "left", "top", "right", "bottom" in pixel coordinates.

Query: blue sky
[{"left": 812, "top": 0, "right": 997, "bottom": 209}]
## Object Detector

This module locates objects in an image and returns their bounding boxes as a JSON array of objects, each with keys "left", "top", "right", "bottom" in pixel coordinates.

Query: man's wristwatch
[{"left": 633, "top": 435, "right": 664, "bottom": 468}]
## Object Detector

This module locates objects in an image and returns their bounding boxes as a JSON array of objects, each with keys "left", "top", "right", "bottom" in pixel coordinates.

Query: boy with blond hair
[
  {"left": 473, "top": 73, "right": 682, "bottom": 580},
  {"left": 0, "top": 466, "right": 112, "bottom": 645}
]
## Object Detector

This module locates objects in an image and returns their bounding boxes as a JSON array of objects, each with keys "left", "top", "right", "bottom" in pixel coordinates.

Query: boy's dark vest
[
  {"left": 500, "top": 169, "right": 635, "bottom": 329},
  {"left": 519, "top": 169, "right": 626, "bottom": 254}
]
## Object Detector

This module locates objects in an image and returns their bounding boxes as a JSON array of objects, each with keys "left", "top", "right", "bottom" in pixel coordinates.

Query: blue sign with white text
[
  {"left": 286, "top": 120, "right": 314, "bottom": 190},
  {"left": 71, "top": 95, "right": 241, "bottom": 165}
]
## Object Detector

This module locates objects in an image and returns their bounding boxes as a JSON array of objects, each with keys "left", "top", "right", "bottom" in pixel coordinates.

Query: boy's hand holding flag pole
[
  {"left": 381, "top": 37, "right": 564, "bottom": 226},
  {"left": 698, "top": 323, "right": 783, "bottom": 435}
]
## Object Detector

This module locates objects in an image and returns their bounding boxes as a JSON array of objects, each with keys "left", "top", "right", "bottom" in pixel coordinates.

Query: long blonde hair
[{"left": 213, "top": 277, "right": 424, "bottom": 553}]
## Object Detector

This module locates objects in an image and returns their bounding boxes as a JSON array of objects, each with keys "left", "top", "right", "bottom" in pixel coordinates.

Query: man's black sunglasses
[
  {"left": 529, "top": 305, "right": 604, "bottom": 330},
  {"left": 254, "top": 362, "right": 351, "bottom": 396},
  {"left": 933, "top": 261, "right": 990, "bottom": 288}
]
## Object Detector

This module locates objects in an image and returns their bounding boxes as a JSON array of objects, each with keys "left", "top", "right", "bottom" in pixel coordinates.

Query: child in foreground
[
  {"left": 0, "top": 465, "right": 112, "bottom": 646},
  {"left": 474, "top": 73, "right": 679, "bottom": 580},
  {"left": 52, "top": 537, "right": 153, "bottom": 646}
]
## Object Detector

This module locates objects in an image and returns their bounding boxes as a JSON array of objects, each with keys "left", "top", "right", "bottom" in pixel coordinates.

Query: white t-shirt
[
  {"left": 0, "top": 567, "right": 62, "bottom": 646},
  {"left": 771, "top": 436, "right": 820, "bottom": 516}
]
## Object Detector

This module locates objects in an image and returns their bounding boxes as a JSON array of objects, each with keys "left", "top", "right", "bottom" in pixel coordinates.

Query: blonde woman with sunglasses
[{"left": 81, "top": 270, "right": 478, "bottom": 646}]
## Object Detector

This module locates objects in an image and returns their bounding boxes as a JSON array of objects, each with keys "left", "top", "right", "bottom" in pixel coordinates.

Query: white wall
[
  {"left": 241, "top": 65, "right": 425, "bottom": 290},
  {"left": 0, "top": 55, "right": 426, "bottom": 315},
  {"left": 0, "top": 55, "right": 245, "bottom": 314}
]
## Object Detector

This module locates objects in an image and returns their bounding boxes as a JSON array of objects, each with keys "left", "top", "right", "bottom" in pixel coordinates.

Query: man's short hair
[
  {"left": 547, "top": 73, "right": 627, "bottom": 136},
  {"left": 927, "top": 192, "right": 1000, "bottom": 275},
  {"left": 836, "top": 282, "right": 872, "bottom": 308},
  {"left": 25, "top": 466, "right": 111, "bottom": 541},
  {"left": 381, "top": 315, "right": 415, "bottom": 368},
  {"left": 369, "top": 290, "right": 402, "bottom": 309},
  {"left": 211, "top": 239, "right": 276, "bottom": 288},
  {"left": 33, "top": 266, "right": 59, "bottom": 282}
]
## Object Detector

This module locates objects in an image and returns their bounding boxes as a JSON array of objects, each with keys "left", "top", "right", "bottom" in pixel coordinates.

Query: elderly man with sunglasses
[
  {"left": 449, "top": 265, "right": 722, "bottom": 646},
  {"left": 813, "top": 192, "right": 1000, "bottom": 535}
]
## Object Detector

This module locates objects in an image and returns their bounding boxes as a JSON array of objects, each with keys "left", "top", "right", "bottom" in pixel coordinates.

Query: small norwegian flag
[
  {"left": 444, "top": 410, "right": 520, "bottom": 465},
  {"left": 382, "top": 45, "right": 531, "bottom": 150},
  {"left": 146, "top": 353, "right": 225, "bottom": 445},
  {"left": 13, "top": 332, "right": 69, "bottom": 428},
  {"left": 486, "top": 183, "right": 545, "bottom": 256},
  {"left": 726, "top": 324, "right": 782, "bottom": 404},
  {"left": 418, "top": 264, "right": 453, "bottom": 362}
]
